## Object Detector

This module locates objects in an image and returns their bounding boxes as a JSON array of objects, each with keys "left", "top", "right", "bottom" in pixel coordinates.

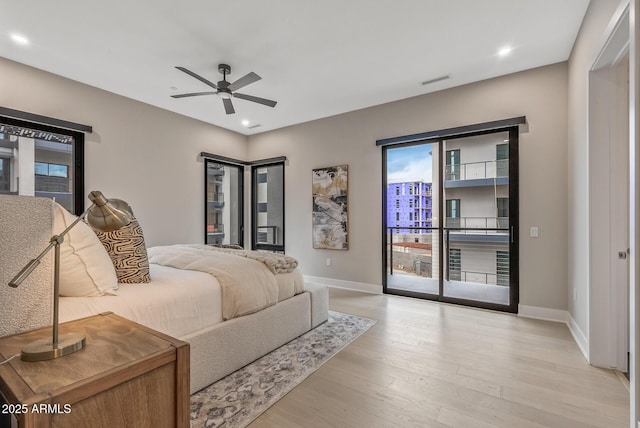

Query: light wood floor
[{"left": 249, "top": 288, "right": 629, "bottom": 428}]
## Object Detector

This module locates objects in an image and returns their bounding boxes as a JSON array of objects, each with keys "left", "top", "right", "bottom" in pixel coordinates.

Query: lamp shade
[{"left": 85, "top": 191, "right": 132, "bottom": 232}]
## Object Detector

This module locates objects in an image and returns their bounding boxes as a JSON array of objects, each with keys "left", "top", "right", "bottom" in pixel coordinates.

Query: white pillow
[{"left": 53, "top": 203, "right": 118, "bottom": 296}]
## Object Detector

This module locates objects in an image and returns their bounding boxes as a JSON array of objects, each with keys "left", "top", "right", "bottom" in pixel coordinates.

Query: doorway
[
  {"left": 381, "top": 122, "right": 520, "bottom": 313},
  {"left": 588, "top": 4, "right": 630, "bottom": 372}
]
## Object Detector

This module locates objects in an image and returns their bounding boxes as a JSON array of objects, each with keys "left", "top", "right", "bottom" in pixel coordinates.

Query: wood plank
[{"left": 249, "top": 288, "right": 629, "bottom": 428}]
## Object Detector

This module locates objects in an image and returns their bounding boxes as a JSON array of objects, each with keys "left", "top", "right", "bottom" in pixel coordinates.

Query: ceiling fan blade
[
  {"left": 223, "top": 98, "right": 235, "bottom": 114},
  {"left": 228, "top": 72, "right": 261, "bottom": 92},
  {"left": 233, "top": 93, "right": 277, "bottom": 108},
  {"left": 171, "top": 91, "right": 216, "bottom": 98},
  {"left": 175, "top": 66, "right": 218, "bottom": 89}
]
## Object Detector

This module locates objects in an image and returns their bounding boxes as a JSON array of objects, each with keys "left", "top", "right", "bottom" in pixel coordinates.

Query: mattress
[{"left": 59, "top": 263, "right": 223, "bottom": 339}]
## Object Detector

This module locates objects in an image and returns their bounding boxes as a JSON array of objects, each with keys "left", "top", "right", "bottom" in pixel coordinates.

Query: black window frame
[
  {"left": 0, "top": 115, "right": 85, "bottom": 215},
  {"left": 203, "top": 158, "right": 244, "bottom": 247},
  {"left": 251, "top": 160, "right": 285, "bottom": 253}
]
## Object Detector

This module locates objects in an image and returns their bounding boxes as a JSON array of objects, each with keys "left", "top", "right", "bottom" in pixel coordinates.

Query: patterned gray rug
[{"left": 190, "top": 310, "right": 376, "bottom": 428}]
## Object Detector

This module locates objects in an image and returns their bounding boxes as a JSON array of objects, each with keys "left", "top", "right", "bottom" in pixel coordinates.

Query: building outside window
[
  {"left": 0, "top": 119, "right": 82, "bottom": 214},
  {"left": 448, "top": 248, "right": 461, "bottom": 281},
  {"left": 446, "top": 149, "right": 460, "bottom": 180},
  {"left": 386, "top": 181, "right": 433, "bottom": 235},
  {"left": 446, "top": 199, "right": 460, "bottom": 228}
]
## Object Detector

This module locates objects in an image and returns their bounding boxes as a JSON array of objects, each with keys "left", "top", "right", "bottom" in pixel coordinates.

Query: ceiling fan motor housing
[
  {"left": 218, "top": 63, "right": 231, "bottom": 76},
  {"left": 217, "top": 63, "right": 232, "bottom": 98}
]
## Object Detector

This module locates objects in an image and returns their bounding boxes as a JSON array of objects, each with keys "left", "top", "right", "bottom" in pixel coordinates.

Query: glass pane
[
  {"left": 0, "top": 158, "right": 9, "bottom": 192},
  {"left": 206, "top": 161, "right": 242, "bottom": 246},
  {"left": 385, "top": 143, "right": 438, "bottom": 295},
  {"left": 254, "top": 164, "right": 284, "bottom": 249},
  {"left": 442, "top": 131, "right": 510, "bottom": 305},
  {"left": 35, "top": 162, "right": 48, "bottom": 175},
  {"left": 496, "top": 143, "right": 509, "bottom": 177},
  {"left": 49, "top": 164, "right": 68, "bottom": 178},
  {"left": 0, "top": 129, "right": 75, "bottom": 212}
]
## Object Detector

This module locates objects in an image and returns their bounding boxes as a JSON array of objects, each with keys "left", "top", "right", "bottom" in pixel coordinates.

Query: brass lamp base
[{"left": 21, "top": 333, "right": 86, "bottom": 362}]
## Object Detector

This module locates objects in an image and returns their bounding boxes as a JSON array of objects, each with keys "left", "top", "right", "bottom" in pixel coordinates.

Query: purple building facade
[{"left": 387, "top": 181, "right": 433, "bottom": 234}]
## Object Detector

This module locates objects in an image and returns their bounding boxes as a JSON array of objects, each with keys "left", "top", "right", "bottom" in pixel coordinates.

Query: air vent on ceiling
[
  {"left": 421, "top": 75, "right": 451, "bottom": 86},
  {"left": 248, "top": 124, "right": 262, "bottom": 129}
]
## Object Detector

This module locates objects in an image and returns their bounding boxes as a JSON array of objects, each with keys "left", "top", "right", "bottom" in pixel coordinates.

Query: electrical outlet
[
  {"left": 530, "top": 227, "right": 539, "bottom": 238},
  {"left": 326, "top": 258, "right": 332, "bottom": 267}
]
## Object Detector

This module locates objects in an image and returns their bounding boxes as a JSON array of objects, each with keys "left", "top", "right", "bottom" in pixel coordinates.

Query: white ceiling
[{"left": 0, "top": 1, "right": 590, "bottom": 135}]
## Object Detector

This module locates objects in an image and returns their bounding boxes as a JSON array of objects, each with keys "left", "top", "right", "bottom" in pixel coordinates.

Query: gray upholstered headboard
[{"left": 0, "top": 195, "right": 55, "bottom": 336}]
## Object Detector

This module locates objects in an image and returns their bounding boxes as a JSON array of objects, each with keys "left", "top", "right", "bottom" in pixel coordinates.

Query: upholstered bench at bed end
[{"left": 303, "top": 282, "right": 329, "bottom": 328}]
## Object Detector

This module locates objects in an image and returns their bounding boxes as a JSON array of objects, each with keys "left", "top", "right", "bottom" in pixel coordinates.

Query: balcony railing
[
  {"left": 447, "top": 270, "right": 509, "bottom": 286},
  {"left": 207, "top": 223, "right": 224, "bottom": 234},
  {"left": 256, "top": 225, "right": 279, "bottom": 245},
  {"left": 445, "top": 217, "right": 509, "bottom": 229},
  {"left": 445, "top": 159, "right": 508, "bottom": 181},
  {"left": 386, "top": 226, "right": 511, "bottom": 289},
  {"left": 207, "top": 192, "right": 224, "bottom": 208}
]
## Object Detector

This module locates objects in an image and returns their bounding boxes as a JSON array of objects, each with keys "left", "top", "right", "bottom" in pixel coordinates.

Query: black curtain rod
[
  {"left": 248, "top": 156, "right": 287, "bottom": 166},
  {"left": 0, "top": 107, "right": 92, "bottom": 133},
  {"left": 200, "top": 152, "right": 247, "bottom": 166},
  {"left": 376, "top": 116, "right": 526, "bottom": 147},
  {"left": 200, "top": 152, "right": 287, "bottom": 166}
]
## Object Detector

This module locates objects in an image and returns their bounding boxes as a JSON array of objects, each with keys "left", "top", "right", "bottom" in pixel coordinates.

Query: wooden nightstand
[{"left": 0, "top": 312, "right": 189, "bottom": 428}]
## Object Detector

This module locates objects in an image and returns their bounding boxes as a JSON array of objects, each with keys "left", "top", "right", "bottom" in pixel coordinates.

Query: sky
[{"left": 386, "top": 143, "right": 432, "bottom": 183}]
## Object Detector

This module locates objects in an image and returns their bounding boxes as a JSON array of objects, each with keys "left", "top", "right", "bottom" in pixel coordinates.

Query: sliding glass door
[
  {"left": 441, "top": 131, "right": 514, "bottom": 307},
  {"left": 382, "top": 126, "right": 519, "bottom": 312},
  {"left": 385, "top": 143, "right": 439, "bottom": 296}
]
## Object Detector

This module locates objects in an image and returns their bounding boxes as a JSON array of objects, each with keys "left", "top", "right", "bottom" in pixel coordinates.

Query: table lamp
[{"left": 8, "top": 191, "right": 132, "bottom": 362}]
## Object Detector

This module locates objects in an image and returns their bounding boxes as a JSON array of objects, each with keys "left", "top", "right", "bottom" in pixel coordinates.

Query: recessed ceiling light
[
  {"left": 498, "top": 46, "right": 512, "bottom": 57},
  {"left": 10, "top": 33, "right": 29, "bottom": 46},
  {"left": 241, "top": 119, "right": 250, "bottom": 127}
]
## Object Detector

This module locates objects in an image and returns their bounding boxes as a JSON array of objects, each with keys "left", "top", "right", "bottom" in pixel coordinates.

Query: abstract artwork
[{"left": 312, "top": 165, "right": 348, "bottom": 250}]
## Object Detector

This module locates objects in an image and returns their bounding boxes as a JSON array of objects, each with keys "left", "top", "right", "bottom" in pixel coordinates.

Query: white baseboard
[
  {"left": 518, "top": 304, "right": 589, "bottom": 361},
  {"left": 566, "top": 313, "right": 589, "bottom": 361},
  {"left": 303, "top": 275, "right": 382, "bottom": 294},
  {"left": 517, "top": 305, "right": 568, "bottom": 323}
]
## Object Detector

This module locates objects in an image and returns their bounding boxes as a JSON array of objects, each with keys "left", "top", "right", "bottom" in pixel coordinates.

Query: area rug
[{"left": 190, "top": 310, "right": 376, "bottom": 428}]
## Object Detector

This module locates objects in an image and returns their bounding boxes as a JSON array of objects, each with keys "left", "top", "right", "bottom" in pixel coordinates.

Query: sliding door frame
[{"left": 379, "top": 118, "right": 522, "bottom": 313}]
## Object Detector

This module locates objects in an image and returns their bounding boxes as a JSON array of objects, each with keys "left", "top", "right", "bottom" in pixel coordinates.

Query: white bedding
[
  {"left": 148, "top": 245, "right": 304, "bottom": 319},
  {"left": 59, "top": 264, "right": 223, "bottom": 339}
]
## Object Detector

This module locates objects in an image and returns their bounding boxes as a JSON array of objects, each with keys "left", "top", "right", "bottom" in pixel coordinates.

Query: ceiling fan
[{"left": 171, "top": 63, "right": 277, "bottom": 115}]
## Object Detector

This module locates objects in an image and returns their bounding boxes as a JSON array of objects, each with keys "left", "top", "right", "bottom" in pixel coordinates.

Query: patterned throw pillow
[{"left": 95, "top": 217, "right": 151, "bottom": 283}]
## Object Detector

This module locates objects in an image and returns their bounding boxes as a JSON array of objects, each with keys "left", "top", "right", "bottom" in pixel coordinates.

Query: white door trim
[{"left": 588, "top": 2, "right": 630, "bottom": 371}]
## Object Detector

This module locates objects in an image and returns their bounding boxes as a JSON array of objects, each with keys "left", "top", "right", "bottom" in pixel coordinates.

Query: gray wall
[
  {"left": 0, "top": 57, "right": 248, "bottom": 247},
  {"left": 1, "top": 55, "right": 571, "bottom": 311},
  {"left": 248, "top": 62, "right": 569, "bottom": 309}
]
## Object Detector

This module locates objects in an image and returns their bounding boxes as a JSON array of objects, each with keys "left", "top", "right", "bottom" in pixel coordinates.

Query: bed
[{"left": 0, "top": 195, "right": 328, "bottom": 394}]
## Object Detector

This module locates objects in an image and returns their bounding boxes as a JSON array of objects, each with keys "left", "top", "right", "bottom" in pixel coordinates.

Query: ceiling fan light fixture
[{"left": 217, "top": 90, "right": 232, "bottom": 100}]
